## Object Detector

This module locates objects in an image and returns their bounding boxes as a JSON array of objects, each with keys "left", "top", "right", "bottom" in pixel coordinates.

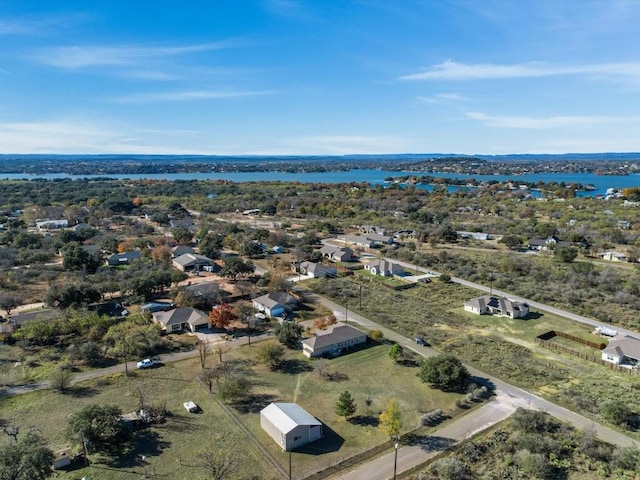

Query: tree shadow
[
  {"left": 65, "top": 385, "right": 100, "bottom": 398},
  {"left": 278, "top": 359, "right": 313, "bottom": 374},
  {"left": 404, "top": 434, "right": 456, "bottom": 452},
  {"left": 234, "top": 393, "right": 278, "bottom": 414},
  {"left": 397, "top": 358, "right": 420, "bottom": 368},
  {"left": 325, "top": 371, "right": 349, "bottom": 382},
  {"left": 348, "top": 415, "right": 379, "bottom": 427},
  {"left": 101, "top": 429, "right": 170, "bottom": 468},
  {"left": 294, "top": 424, "right": 344, "bottom": 455}
]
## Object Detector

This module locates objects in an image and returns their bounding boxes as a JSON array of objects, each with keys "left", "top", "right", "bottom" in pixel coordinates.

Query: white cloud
[
  {"left": 32, "top": 40, "right": 243, "bottom": 68},
  {"left": 0, "top": 121, "right": 213, "bottom": 154},
  {"left": 113, "top": 89, "right": 276, "bottom": 103},
  {"left": 465, "top": 112, "right": 628, "bottom": 129},
  {"left": 399, "top": 60, "right": 640, "bottom": 82},
  {"left": 0, "top": 14, "right": 88, "bottom": 35},
  {"left": 416, "top": 93, "right": 467, "bottom": 104},
  {"left": 283, "top": 135, "right": 406, "bottom": 154}
]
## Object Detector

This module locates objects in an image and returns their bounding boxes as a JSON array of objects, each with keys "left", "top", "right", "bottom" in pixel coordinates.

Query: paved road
[
  {"left": 385, "top": 256, "right": 640, "bottom": 339},
  {"left": 308, "top": 291, "right": 639, "bottom": 451},
  {"left": 0, "top": 332, "right": 271, "bottom": 398},
  {"left": 334, "top": 394, "right": 519, "bottom": 480}
]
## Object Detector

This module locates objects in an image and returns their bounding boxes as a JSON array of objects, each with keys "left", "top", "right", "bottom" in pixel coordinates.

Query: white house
[
  {"left": 599, "top": 251, "right": 627, "bottom": 262},
  {"left": 252, "top": 291, "right": 298, "bottom": 318},
  {"left": 464, "top": 295, "right": 529, "bottom": 319},
  {"left": 363, "top": 259, "right": 404, "bottom": 277},
  {"left": 302, "top": 323, "right": 367, "bottom": 358},
  {"left": 601, "top": 336, "right": 640, "bottom": 366},
  {"left": 297, "top": 261, "right": 337, "bottom": 278},
  {"left": 260, "top": 402, "right": 322, "bottom": 451}
]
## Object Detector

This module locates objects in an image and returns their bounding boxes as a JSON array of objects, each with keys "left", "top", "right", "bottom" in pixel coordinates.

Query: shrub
[{"left": 370, "top": 330, "right": 384, "bottom": 340}]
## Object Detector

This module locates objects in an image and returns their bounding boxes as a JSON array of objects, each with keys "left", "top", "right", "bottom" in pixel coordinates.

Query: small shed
[
  {"left": 52, "top": 448, "right": 72, "bottom": 470},
  {"left": 260, "top": 403, "right": 322, "bottom": 451}
]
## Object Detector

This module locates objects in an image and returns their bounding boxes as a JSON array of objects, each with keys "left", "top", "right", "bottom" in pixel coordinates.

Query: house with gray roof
[
  {"left": 302, "top": 323, "right": 367, "bottom": 358},
  {"left": 252, "top": 291, "right": 298, "bottom": 318},
  {"left": 152, "top": 307, "right": 210, "bottom": 333},
  {"left": 107, "top": 250, "right": 141, "bottom": 266},
  {"left": 296, "top": 261, "right": 337, "bottom": 278},
  {"left": 464, "top": 295, "right": 529, "bottom": 319},
  {"left": 527, "top": 235, "right": 570, "bottom": 251},
  {"left": 363, "top": 259, "right": 404, "bottom": 277},
  {"left": 601, "top": 336, "right": 640, "bottom": 366},
  {"left": 172, "top": 253, "right": 217, "bottom": 273},
  {"left": 171, "top": 245, "right": 195, "bottom": 258},
  {"left": 260, "top": 402, "right": 322, "bottom": 451},
  {"left": 319, "top": 245, "right": 356, "bottom": 263}
]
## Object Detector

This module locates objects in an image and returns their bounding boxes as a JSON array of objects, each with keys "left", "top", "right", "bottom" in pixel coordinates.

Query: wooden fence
[
  {"left": 535, "top": 334, "right": 640, "bottom": 377},
  {"left": 536, "top": 330, "right": 606, "bottom": 350}
]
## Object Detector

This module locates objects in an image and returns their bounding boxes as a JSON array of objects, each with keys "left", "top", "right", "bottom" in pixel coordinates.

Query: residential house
[
  {"left": 302, "top": 323, "right": 367, "bottom": 358},
  {"left": 171, "top": 245, "right": 195, "bottom": 258},
  {"left": 107, "top": 250, "right": 141, "bottom": 266},
  {"left": 464, "top": 295, "right": 529, "bottom": 319},
  {"left": 72, "top": 223, "right": 93, "bottom": 233},
  {"left": 8, "top": 309, "right": 64, "bottom": 330},
  {"left": 252, "top": 291, "right": 298, "bottom": 318},
  {"left": 601, "top": 336, "right": 640, "bottom": 366},
  {"left": 457, "top": 231, "right": 491, "bottom": 241},
  {"left": 295, "top": 261, "right": 337, "bottom": 278},
  {"left": 345, "top": 234, "right": 394, "bottom": 248},
  {"left": 152, "top": 307, "right": 209, "bottom": 333},
  {"left": 169, "top": 218, "right": 195, "bottom": 229},
  {"left": 344, "top": 235, "right": 375, "bottom": 248},
  {"left": 172, "top": 253, "right": 218, "bottom": 273},
  {"left": 527, "top": 236, "right": 570, "bottom": 251},
  {"left": 319, "top": 245, "right": 356, "bottom": 263},
  {"left": 36, "top": 219, "right": 68, "bottom": 230},
  {"left": 599, "top": 251, "right": 627, "bottom": 262},
  {"left": 260, "top": 402, "right": 322, "bottom": 451},
  {"left": 359, "top": 225, "right": 388, "bottom": 235},
  {"left": 363, "top": 259, "right": 404, "bottom": 277},
  {"left": 88, "top": 301, "right": 129, "bottom": 317},
  {"left": 141, "top": 302, "right": 175, "bottom": 313}
]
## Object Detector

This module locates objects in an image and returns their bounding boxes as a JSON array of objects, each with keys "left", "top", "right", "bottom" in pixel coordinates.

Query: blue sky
[{"left": 1, "top": 0, "right": 640, "bottom": 155}]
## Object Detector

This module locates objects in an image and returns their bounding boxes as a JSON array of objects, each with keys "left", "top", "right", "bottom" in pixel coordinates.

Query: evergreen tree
[{"left": 335, "top": 390, "right": 357, "bottom": 419}]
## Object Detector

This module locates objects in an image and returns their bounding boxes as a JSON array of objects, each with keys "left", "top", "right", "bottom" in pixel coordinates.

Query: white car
[
  {"left": 184, "top": 401, "right": 198, "bottom": 413},
  {"left": 136, "top": 358, "right": 158, "bottom": 369}
]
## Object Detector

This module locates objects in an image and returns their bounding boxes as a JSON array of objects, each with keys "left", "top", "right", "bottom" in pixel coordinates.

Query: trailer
[{"left": 595, "top": 325, "right": 618, "bottom": 337}]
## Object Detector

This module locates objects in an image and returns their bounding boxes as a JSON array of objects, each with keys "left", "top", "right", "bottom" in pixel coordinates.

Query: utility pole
[{"left": 393, "top": 436, "right": 400, "bottom": 480}]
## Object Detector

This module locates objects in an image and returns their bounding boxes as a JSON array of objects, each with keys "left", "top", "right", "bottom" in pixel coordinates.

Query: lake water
[{"left": 2, "top": 169, "right": 639, "bottom": 197}]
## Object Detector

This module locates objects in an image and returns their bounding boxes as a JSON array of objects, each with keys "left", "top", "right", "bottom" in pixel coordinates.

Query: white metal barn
[{"left": 260, "top": 403, "right": 322, "bottom": 451}]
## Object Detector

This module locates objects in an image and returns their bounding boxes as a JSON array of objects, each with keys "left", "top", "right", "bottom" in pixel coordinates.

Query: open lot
[
  {"left": 0, "top": 340, "right": 468, "bottom": 479},
  {"left": 218, "top": 341, "right": 466, "bottom": 478},
  {"left": 307, "top": 276, "right": 640, "bottom": 438},
  {"left": 1, "top": 357, "right": 279, "bottom": 480}
]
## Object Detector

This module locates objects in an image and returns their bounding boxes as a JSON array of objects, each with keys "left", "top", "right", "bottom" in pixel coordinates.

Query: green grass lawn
[
  {"left": 1, "top": 357, "right": 280, "bottom": 480},
  {"left": 0, "top": 340, "right": 465, "bottom": 479},
  {"left": 226, "top": 341, "right": 464, "bottom": 478},
  {"left": 307, "top": 277, "right": 640, "bottom": 439}
]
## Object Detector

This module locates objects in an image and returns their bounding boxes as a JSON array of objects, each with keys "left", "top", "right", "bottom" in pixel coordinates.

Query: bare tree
[
  {"left": 196, "top": 447, "right": 239, "bottom": 480},
  {"left": 198, "top": 339, "right": 211, "bottom": 369}
]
